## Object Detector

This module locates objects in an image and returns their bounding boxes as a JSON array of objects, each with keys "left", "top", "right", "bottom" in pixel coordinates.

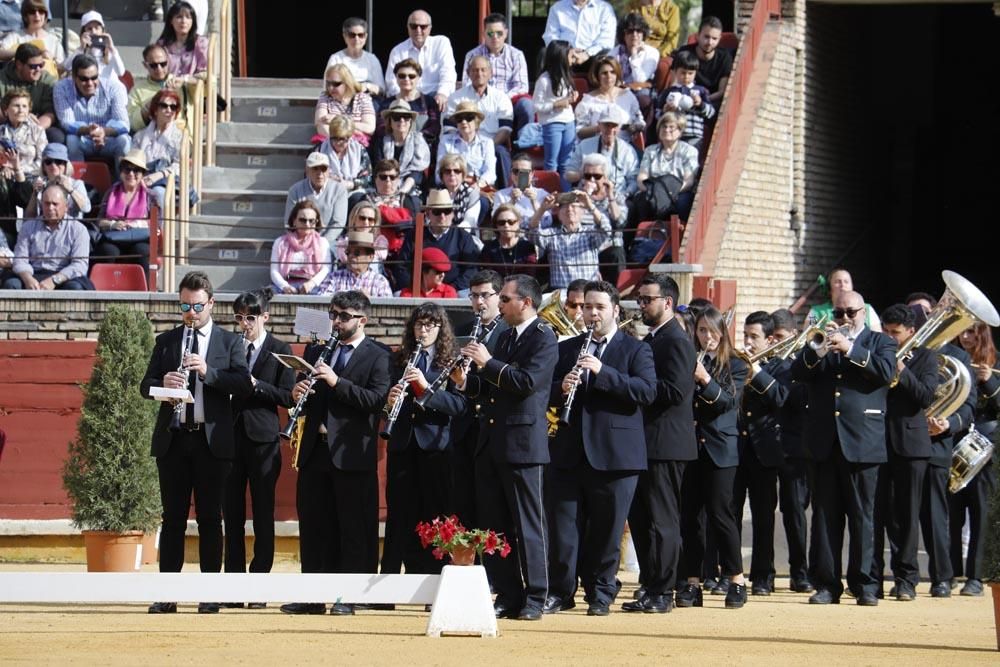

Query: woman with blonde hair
[
  {"left": 314, "top": 63, "right": 376, "bottom": 146},
  {"left": 318, "top": 115, "right": 371, "bottom": 194}
]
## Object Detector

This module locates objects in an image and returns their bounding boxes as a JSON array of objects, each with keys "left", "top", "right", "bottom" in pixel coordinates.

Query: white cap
[
  {"left": 80, "top": 11, "right": 104, "bottom": 28},
  {"left": 597, "top": 106, "right": 628, "bottom": 126},
  {"left": 305, "top": 152, "right": 330, "bottom": 168}
]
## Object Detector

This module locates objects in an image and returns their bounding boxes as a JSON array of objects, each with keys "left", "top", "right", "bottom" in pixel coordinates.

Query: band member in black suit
[
  {"left": 222, "top": 289, "right": 294, "bottom": 605},
  {"left": 280, "top": 290, "right": 390, "bottom": 616},
  {"left": 625, "top": 274, "right": 696, "bottom": 613},
  {"left": 871, "top": 304, "right": 937, "bottom": 601},
  {"left": 563, "top": 278, "right": 589, "bottom": 332},
  {"left": 791, "top": 290, "right": 896, "bottom": 606},
  {"left": 676, "top": 306, "right": 750, "bottom": 610},
  {"left": 451, "top": 270, "right": 508, "bottom": 528},
  {"left": 545, "top": 281, "right": 656, "bottom": 616},
  {"left": 381, "top": 303, "right": 466, "bottom": 575},
  {"left": 454, "top": 274, "right": 558, "bottom": 621},
  {"left": 949, "top": 321, "right": 999, "bottom": 597},
  {"left": 733, "top": 312, "right": 791, "bottom": 596},
  {"left": 770, "top": 308, "right": 814, "bottom": 593},
  {"left": 140, "top": 271, "right": 253, "bottom": 614}
]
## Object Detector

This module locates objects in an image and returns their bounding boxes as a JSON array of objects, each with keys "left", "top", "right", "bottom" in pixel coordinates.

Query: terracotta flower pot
[
  {"left": 450, "top": 545, "right": 476, "bottom": 566},
  {"left": 141, "top": 530, "right": 159, "bottom": 566},
  {"left": 82, "top": 530, "right": 144, "bottom": 572},
  {"left": 992, "top": 583, "right": 1000, "bottom": 651}
]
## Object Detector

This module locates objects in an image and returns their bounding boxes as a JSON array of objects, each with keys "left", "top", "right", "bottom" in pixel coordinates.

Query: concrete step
[
  {"left": 232, "top": 78, "right": 324, "bottom": 99},
  {"left": 216, "top": 122, "right": 315, "bottom": 145},
  {"left": 198, "top": 189, "right": 287, "bottom": 218},
  {"left": 216, "top": 143, "right": 312, "bottom": 171},
  {"left": 170, "top": 264, "right": 272, "bottom": 293},
  {"left": 229, "top": 97, "right": 316, "bottom": 125},
  {"left": 188, "top": 238, "right": 273, "bottom": 265},
  {"left": 189, "top": 215, "right": 283, "bottom": 240},
  {"left": 201, "top": 166, "right": 302, "bottom": 191},
  {"left": 102, "top": 19, "right": 165, "bottom": 46}
]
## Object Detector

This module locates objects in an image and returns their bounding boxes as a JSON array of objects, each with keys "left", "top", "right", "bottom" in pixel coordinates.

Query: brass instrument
[
  {"left": 168, "top": 323, "right": 196, "bottom": 432},
  {"left": 538, "top": 289, "right": 584, "bottom": 336},
  {"left": 280, "top": 331, "right": 341, "bottom": 470},
  {"left": 380, "top": 342, "right": 424, "bottom": 439},
  {"left": 737, "top": 317, "right": 830, "bottom": 365},
  {"left": 949, "top": 427, "right": 994, "bottom": 493},
  {"left": 559, "top": 324, "right": 596, "bottom": 425},
  {"left": 619, "top": 312, "right": 642, "bottom": 338},
  {"left": 415, "top": 311, "right": 500, "bottom": 407},
  {"left": 808, "top": 323, "right": 852, "bottom": 353}
]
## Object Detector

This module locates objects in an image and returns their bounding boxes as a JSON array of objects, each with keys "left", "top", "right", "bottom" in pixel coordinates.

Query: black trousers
[
  {"left": 628, "top": 459, "right": 686, "bottom": 595},
  {"left": 450, "top": 425, "right": 478, "bottom": 529},
  {"left": 296, "top": 441, "right": 379, "bottom": 575},
  {"left": 679, "top": 453, "right": 743, "bottom": 579},
  {"left": 222, "top": 433, "right": 281, "bottom": 574},
  {"left": 156, "top": 429, "right": 231, "bottom": 573},
  {"left": 476, "top": 451, "right": 548, "bottom": 612},
  {"left": 778, "top": 457, "right": 812, "bottom": 582},
  {"left": 381, "top": 443, "right": 453, "bottom": 575},
  {"left": 920, "top": 463, "right": 953, "bottom": 584},
  {"left": 547, "top": 461, "right": 637, "bottom": 605},
  {"left": 871, "top": 453, "right": 927, "bottom": 587},
  {"left": 948, "top": 461, "right": 997, "bottom": 580},
  {"left": 733, "top": 448, "right": 779, "bottom": 584},
  {"left": 809, "top": 444, "right": 879, "bottom": 597}
]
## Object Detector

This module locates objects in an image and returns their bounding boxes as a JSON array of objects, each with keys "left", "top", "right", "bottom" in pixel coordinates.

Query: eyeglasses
[
  {"left": 121, "top": 165, "right": 144, "bottom": 174},
  {"left": 469, "top": 291, "right": 497, "bottom": 301},
  {"left": 42, "top": 158, "right": 66, "bottom": 166},
  {"left": 233, "top": 314, "right": 258, "bottom": 324},
  {"left": 415, "top": 321, "right": 440, "bottom": 331},
  {"left": 329, "top": 310, "right": 363, "bottom": 322},
  {"left": 499, "top": 294, "right": 523, "bottom": 304},
  {"left": 180, "top": 302, "right": 207, "bottom": 313},
  {"left": 145, "top": 61, "right": 168, "bottom": 69},
  {"left": 454, "top": 114, "right": 477, "bottom": 123},
  {"left": 26, "top": 8, "right": 46, "bottom": 15},
  {"left": 441, "top": 168, "right": 463, "bottom": 175},
  {"left": 495, "top": 218, "right": 519, "bottom": 226},
  {"left": 331, "top": 136, "right": 350, "bottom": 143},
  {"left": 582, "top": 173, "right": 603, "bottom": 180},
  {"left": 626, "top": 28, "right": 645, "bottom": 34},
  {"left": 512, "top": 168, "right": 531, "bottom": 175},
  {"left": 325, "top": 80, "right": 344, "bottom": 88},
  {"left": 345, "top": 31, "right": 366, "bottom": 39},
  {"left": 635, "top": 295, "right": 664, "bottom": 305},
  {"left": 660, "top": 125, "right": 681, "bottom": 133},
  {"left": 428, "top": 208, "right": 454, "bottom": 217},
  {"left": 832, "top": 307, "right": 863, "bottom": 319},
  {"left": 485, "top": 30, "right": 504, "bottom": 38},
  {"left": 389, "top": 115, "right": 412, "bottom": 122},
  {"left": 356, "top": 214, "right": 376, "bottom": 222},
  {"left": 296, "top": 217, "right": 318, "bottom": 226},
  {"left": 408, "top": 23, "right": 430, "bottom": 30},
  {"left": 376, "top": 173, "right": 398, "bottom": 181},
  {"left": 396, "top": 72, "right": 418, "bottom": 80},
  {"left": 157, "top": 102, "right": 179, "bottom": 111},
  {"left": 26, "top": 62, "right": 45, "bottom": 70},
  {"left": 76, "top": 74, "right": 99, "bottom": 82}
]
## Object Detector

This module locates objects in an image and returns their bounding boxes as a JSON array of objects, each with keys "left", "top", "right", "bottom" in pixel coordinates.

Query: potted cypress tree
[
  {"left": 62, "top": 305, "right": 161, "bottom": 571},
  {"left": 986, "top": 458, "right": 1000, "bottom": 650}
]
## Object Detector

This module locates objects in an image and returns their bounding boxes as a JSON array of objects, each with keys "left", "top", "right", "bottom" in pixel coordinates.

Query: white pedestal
[{"left": 425, "top": 565, "right": 498, "bottom": 638}]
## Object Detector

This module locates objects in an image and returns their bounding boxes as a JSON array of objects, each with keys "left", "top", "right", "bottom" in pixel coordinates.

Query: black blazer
[
  {"left": 929, "top": 343, "right": 977, "bottom": 468},
  {"left": 386, "top": 354, "right": 466, "bottom": 453},
  {"left": 642, "top": 317, "right": 697, "bottom": 461},
  {"left": 791, "top": 328, "right": 897, "bottom": 464},
  {"left": 297, "top": 336, "right": 391, "bottom": 472},
  {"left": 394, "top": 224, "right": 481, "bottom": 292},
  {"left": 451, "top": 315, "right": 509, "bottom": 442},
  {"left": 235, "top": 333, "right": 295, "bottom": 444},
  {"left": 465, "top": 318, "right": 558, "bottom": 465},
  {"left": 549, "top": 330, "right": 656, "bottom": 472},
  {"left": 694, "top": 355, "right": 748, "bottom": 468},
  {"left": 739, "top": 356, "right": 791, "bottom": 468},
  {"left": 141, "top": 323, "right": 253, "bottom": 459},
  {"left": 777, "top": 357, "right": 810, "bottom": 460},
  {"left": 885, "top": 346, "right": 938, "bottom": 458}
]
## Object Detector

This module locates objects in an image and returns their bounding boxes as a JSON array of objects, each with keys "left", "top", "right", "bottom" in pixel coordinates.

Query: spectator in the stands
[
  {"left": 61, "top": 12, "right": 125, "bottom": 86},
  {"left": 479, "top": 203, "right": 537, "bottom": 278},
  {"left": 565, "top": 106, "right": 639, "bottom": 197},
  {"left": 127, "top": 44, "right": 182, "bottom": 132},
  {"left": 578, "top": 153, "right": 627, "bottom": 285},
  {"left": 284, "top": 151, "right": 348, "bottom": 243},
  {"left": 372, "top": 99, "right": 429, "bottom": 197},
  {"left": 333, "top": 201, "right": 389, "bottom": 273},
  {"left": 0, "top": 43, "right": 61, "bottom": 144},
  {"left": 349, "top": 158, "right": 421, "bottom": 258},
  {"left": 382, "top": 58, "right": 440, "bottom": 148},
  {"left": 437, "top": 101, "right": 496, "bottom": 190},
  {"left": 492, "top": 152, "right": 552, "bottom": 228},
  {"left": 656, "top": 49, "right": 715, "bottom": 150},
  {"left": 24, "top": 142, "right": 91, "bottom": 221},
  {"left": 320, "top": 231, "right": 392, "bottom": 298},
  {"left": 672, "top": 15, "right": 732, "bottom": 106},
  {"left": 394, "top": 189, "right": 479, "bottom": 294},
  {"left": 317, "top": 115, "right": 371, "bottom": 196},
  {"left": 633, "top": 111, "right": 698, "bottom": 221},
  {"left": 461, "top": 13, "right": 532, "bottom": 138},
  {"left": 575, "top": 55, "right": 644, "bottom": 144},
  {"left": 613, "top": 13, "right": 660, "bottom": 107},
  {"left": 157, "top": 1, "right": 209, "bottom": 85},
  {"left": 269, "top": 200, "right": 331, "bottom": 295},
  {"left": 384, "top": 9, "right": 456, "bottom": 112},
  {"left": 446, "top": 56, "right": 512, "bottom": 188},
  {"left": 399, "top": 246, "right": 458, "bottom": 299},
  {"left": 0, "top": 87, "right": 46, "bottom": 175},
  {"left": 4, "top": 183, "right": 92, "bottom": 290},
  {"left": 435, "top": 153, "right": 486, "bottom": 237},
  {"left": 132, "top": 89, "right": 182, "bottom": 211},
  {"left": 543, "top": 0, "right": 617, "bottom": 70},
  {"left": 323, "top": 17, "right": 386, "bottom": 97},
  {"left": 533, "top": 39, "right": 578, "bottom": 177},
  {"left": 93, "top": 149, "right": 152, "bottom": 275},
  {"left": 0, "top": 0, "right": 64, "bottom": 77},
  {"left": 528, "top": 190, "right": 611, "bottom": 289},
  {"left": 0, "top": 0, "right": 23, "bottom": 41},
  {"left": 626, "top": 0, "right": 681, "bottom": 57},
  {"left": 0, "top": 140, "right": 32, "bottom": 248},
  {"left": 53, "top": 54, "right": 131, "bottom": 163},
  {"left": 314, "top": 64, "right": 376, "bottom": 147}
]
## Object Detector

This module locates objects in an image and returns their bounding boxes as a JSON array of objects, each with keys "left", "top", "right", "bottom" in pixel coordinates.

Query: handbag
[
  {"left": 641, "top": 173, "right": 684, "bottom": 220},
  {"left": 102, "top": 228, "right": 151, "bottom": 244}
]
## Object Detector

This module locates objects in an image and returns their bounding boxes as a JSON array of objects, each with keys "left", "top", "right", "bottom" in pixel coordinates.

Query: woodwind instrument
[
  {"left": 280, "top": 331, "right": 340, "bottom": 470},
  {"left": 380, "top": 341, "right": 424, "bottom": 439},
  {"left": 168, "top": 323, "right": 196, "bottom": 432},
  {"left": 558, "top": 323, "right": 596, "bottom": 426},
  {"left": 415, "top": 310, "right": 500, "bottom": 407}
]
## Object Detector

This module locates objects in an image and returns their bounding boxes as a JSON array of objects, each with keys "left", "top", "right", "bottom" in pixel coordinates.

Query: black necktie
[
  {"left": 246, "top": 342, "right": 254, "bottom": 366},
  {"left": 186, "top": 330, "right": 199, "bottom": 425},
  {"left": 506, "top": 329, "right": 518, "bottom": 356},
  {"left": 643, "top": 332, "right": 654, "bottom": 343},
  {"left": 332, "top": 344, "right": 350, "bottom": 374},
  {"left": 585, "top": 338, "right": 606, "bottom": 389},
  {"left": 416, "top": 350, "right": 429, "bottom": 374}
]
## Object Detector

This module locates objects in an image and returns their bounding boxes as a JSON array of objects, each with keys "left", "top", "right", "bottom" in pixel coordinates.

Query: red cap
[{"left": 422, "top": 247, "right": 451, "bottom": 273}]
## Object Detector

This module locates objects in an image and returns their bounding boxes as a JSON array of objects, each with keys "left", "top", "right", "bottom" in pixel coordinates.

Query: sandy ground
[{"left": 0, "top": 563, "right": 997, "bottom": 665}]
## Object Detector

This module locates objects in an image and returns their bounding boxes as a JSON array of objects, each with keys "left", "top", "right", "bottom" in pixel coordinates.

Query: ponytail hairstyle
[{"left": 233, "top": 286, "right": 275, "bottom": 316}]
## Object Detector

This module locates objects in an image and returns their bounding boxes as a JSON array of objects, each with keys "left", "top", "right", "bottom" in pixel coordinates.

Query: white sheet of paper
[
  {"left": 293, "top": 307, "right": 332, "bottom": 341},
  {"left": 149, "top": 386, "right": 193, "bottom": 403}
]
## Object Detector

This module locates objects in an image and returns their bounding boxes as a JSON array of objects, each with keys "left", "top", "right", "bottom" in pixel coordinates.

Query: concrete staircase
[{"left": 173, "top": 78, "right": 321, "bottom": 291}]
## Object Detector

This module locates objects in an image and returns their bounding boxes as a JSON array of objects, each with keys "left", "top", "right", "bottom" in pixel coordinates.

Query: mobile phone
[
  {"left": 516, "top": 170, "right": 530, "bottom": 190},
  {"left": 90, "top": 35, "right": 107, "bottom": 49}
]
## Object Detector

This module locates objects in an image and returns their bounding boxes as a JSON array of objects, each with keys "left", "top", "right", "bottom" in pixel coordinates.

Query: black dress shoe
[
  {"left": 198, "top": 602, "right": 221, "bottom": 614},
  {"left": 949, "top": 577, "right": 959, "bottom": 590},
  {"left": 541, "top": 595, "right": 576, "bottom": 614},
  {"left": 586, "top": 602, "right": 610, "bottom": 616},
  {"left": 622, "top": 594, "right": 670, "bottom": 613},
  {"left": 632, "top": 586, "right": 647, "bottom": 600},
  {"left": 725, "top": 582, "right": 748, "bottom": 609},
  {"left": 494, "top": 602, "right": 519, "bottom": 619},
  {"left": 517, "top": 607, "right": 542, "bottom": 621},
  {"left": 790, "top": 578, "right": 815, "bottom": 593},
  {"left": 247, "top": 602, "right": 267, "bottom": 609},
  {"left": 929, "top": 582, "right": 951, "bottom": 598},
  {"left": 887, "top": 584, "right": 896, "bottom": 598},
  {"left": 856, "top": 591, "right": 878, "bottom": 606},
  {"left": 961, "top": 579, "right": 984, "bottom": 596},
  {"left": 329, "top": 603, "right": 355, "bottom": 615},
  {"left": 280, "top": 602, "right": 326, "bottom": 615},
  {"left": 701, "top": 578, "right": 719, "bottom": 594},
  {"left": 147, "top": 602, "right": 177, "bottom": 614},
  {"left": 808, "top": 590, "right": 839, "bottom": 605},
  {"left": 674, "top": 583, "right": 703, "bottom": 608},
  {"left": 751, "top": 581, "right": 771, "bottom": 596},
  {"left": 712, "top": 578, "right": 730, "bottom": 595},
  {"left": 221, "top": 602, "right": 245, "bottom": 609},
  {"left": 895, "top": 581, "right": 916, "bottom": 601}
]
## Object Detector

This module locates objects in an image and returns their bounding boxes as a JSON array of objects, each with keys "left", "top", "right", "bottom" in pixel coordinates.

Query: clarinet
[
  {"left": 380, "top": 342, "right": 425, "bottom": 439},
  {"left": 279, "top": 331, "right": 340, "bottom": 441},
  {"left": 168, "top": 323, "right": 196, "bottom": 432},
  {"left": 414, "top": 310, "right": 500, "bottom": 408},
  {"left": 558, "top": 324, "right": 596, "bottom": 426}
]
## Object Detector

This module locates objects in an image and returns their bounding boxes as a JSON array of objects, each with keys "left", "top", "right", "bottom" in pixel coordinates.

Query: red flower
[{"left": 413, "top": 515, "right": 511, "bottom": 560}]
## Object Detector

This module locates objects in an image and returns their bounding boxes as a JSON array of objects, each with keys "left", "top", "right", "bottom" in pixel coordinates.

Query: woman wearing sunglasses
[
  {"left": 269, "top": 200, "right": 331, "bottom": 295},
  {"left": 24, "top": 142, "right": 90, "bottom": 221},
  {"left": 437, "top": 101, "right": 496, "bottom": 190},
  {"left": 0, "top": 0, "right": 64, "bottom": 76},
  {"left": 334, "top": 201, "right": 389, "bottom": 273},
  {"left": 383, "top": 58, "right": 440, "bottom": 148},
  {"left": 435, "top": 153, "right": 487, "bottom": 239},
  {"left": 478, "top": 203, "right": 537, "bottom": 278},
  {"left": 372, "top": 99, "right": 429, "bottom": 197},
  {"left": 323, "top": 17, "right": 385, "bottom": 97},
  {"left": 317, "top": 115, "right": 371, "bottom": 195},
  {"left": 93, "top": 148, "right": 153, "bottom": 275},
  {"left": 314, "top": 64, "right": 375, "bottom": 147},
  {"left": 133, "top": 89, "right": 183, "bottom": 211}
]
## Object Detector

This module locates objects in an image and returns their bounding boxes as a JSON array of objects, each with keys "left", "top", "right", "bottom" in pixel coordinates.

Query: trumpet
[
  {"left": 280, "top": 331, "right": 341, "bottom": 469},
  {"left": 415, "top": 310, "right": 501, "bottom": 407},
  {"left": 809, "top": 322, "right": 851, "bottom": 353},
  {"left": 559, "top": 323, "right": 596, "bottom": 425},
  {"left": 168, "top": 323, "right": 196, "bottom": 432},
  {"left": 380, "top": 341, "right": 424, "bottom": 439}
]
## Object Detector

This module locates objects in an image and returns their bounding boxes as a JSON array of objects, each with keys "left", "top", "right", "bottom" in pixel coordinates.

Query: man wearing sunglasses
[
  {"left": 461, "top": 13, "right": 532, "bottom": 138},
  {"left": 0, "top": 43, "right": 61, "bottom": 143},
  {"left": 384, "top": 10, "right": 457, "bottom": 112},
  {"left": 791, "top": 290, "right": 896, "bottom": 607},
  {"left": 393, "top": 189, "right": 479, "bottom": 295},
  {"left": 281, "top": 290, "right": 390, "bottom": 616},
  {"left": 53, "top": 53, "right": 130, "bottom": 163},
  {"left": 128, "top": 44, "right": 180, "bottom": 131},
  {"left": 141, "top": 271, "right": 253, "bottom": 614}
]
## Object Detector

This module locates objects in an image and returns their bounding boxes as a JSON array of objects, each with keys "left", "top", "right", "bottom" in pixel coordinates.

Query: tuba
[{"left": 538, "top": 290, "right": 584, "bottom": 337}]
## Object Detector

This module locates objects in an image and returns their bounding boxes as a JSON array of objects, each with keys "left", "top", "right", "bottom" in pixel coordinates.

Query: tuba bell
[{"left": 538, "top": 289, "right": 584, "bottom": 337}]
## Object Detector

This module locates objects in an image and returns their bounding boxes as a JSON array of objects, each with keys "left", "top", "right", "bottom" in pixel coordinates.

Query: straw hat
[
  {"left": 347, "top": 231, "right": 375, "bottom": 249},
  {"left": 120, "top": 148, "right": 147, "bottom": 171},
  {"left": 380, "top": 98, "right": 419, "bottom": 121},
  {"left": 448, "top": 100, "right": 485, "bottom": 122},
  {"left": 422, "top": 189, "right": 455, "bottom": 210}
]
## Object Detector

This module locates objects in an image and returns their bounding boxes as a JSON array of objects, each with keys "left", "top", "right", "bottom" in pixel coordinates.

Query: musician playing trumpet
[{"left": 380, "top": 303, "right": 465, "bottom": 577}]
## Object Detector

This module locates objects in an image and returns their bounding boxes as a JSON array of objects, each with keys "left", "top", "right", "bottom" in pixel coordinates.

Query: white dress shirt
[
  {"left": 445, "top": 84, "right": 513, "bottom": 139},
  {"left": 542, "top": 0, "right": 617, "bottom": 56},
  {"left": 384, "top": 35, "right": 457, "bottom": 98}
]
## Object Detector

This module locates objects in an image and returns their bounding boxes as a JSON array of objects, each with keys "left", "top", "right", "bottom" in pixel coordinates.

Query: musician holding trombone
[{"left": 380, "top": 303, "right": 465, "bottom": 576}]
